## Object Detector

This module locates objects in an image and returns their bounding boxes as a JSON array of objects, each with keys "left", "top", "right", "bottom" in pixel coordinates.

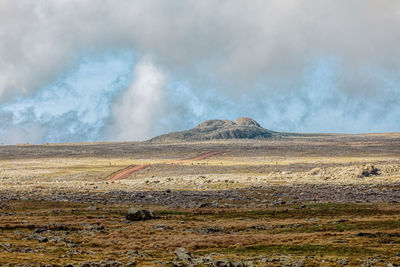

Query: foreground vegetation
[{"left": 1, "top": 201, "right": 400, "bottom": 266}]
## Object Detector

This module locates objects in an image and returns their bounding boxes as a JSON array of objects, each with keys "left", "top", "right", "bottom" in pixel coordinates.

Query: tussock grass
[{"left": 1, "top": 200, "right": 400, "bottom": 264}]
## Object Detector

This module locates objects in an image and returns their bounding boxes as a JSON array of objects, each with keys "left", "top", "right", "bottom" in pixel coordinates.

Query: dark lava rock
[
  {"left": 250, "top": 224, "right": 269, "bottom": 230},
  {"left": 150, "top": 117, "right": 278, "bottom": 142},
  {"left": 125, "top": 207, "right": 156, "bottom": 221},
  {"left": 33, "top": 228, "right": 47, "bottom": 234},
  {"left": 359, "top": 164, "right": 379, "bottom": 177}
]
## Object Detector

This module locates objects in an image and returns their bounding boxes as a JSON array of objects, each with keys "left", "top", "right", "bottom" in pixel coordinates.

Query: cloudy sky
[{"left": 0, "top": 0, "right": 400, "bottom": 144}]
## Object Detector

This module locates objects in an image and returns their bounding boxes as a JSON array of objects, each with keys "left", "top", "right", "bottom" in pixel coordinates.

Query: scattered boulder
[
  {"left": 154, "top": 224, "right": 173, "bottom": 230},
  {"left": 33, "top": 228, "right": 47, "bottom": 234},
  {"left": 198, "top": 226, "right": 225, "bottom": 234},
  {"left": 336, "top": 259, "right": 349, "bottom": 265},
  {"left": 214, "top": 259, "right": 231, "bottom": 267},
  {"left": 174, "top": 247, "right": 192, "bottom": 262},
  {"left": 125, "top": 207, "right": 156, "bottom": 221},
  {"left": 359, "top": 164, "right": 379, "bottom": 177}
]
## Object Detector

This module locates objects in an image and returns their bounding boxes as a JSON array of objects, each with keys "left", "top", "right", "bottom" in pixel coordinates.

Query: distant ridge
[{"left": 150, "top": 117, "right": 279, "bottom": 142}]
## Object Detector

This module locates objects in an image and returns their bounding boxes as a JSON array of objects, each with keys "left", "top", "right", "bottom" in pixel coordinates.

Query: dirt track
[
  {"left": 109, "top": 165, "right": 150, "bottom": 181},
  {"left": 109, "top": 150, "right": 228, "bottom": 181}
]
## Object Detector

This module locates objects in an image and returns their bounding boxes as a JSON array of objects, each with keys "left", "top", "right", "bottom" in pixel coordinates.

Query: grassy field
[
  {"left": 1, "top": 201, "right": 400, "bottom": 266},
  {"left": 0, "top": 133, "right": 400, "bottom": 266}
]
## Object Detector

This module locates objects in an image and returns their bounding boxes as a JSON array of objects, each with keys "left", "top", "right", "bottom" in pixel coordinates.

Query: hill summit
[{"left": 150, "top": 117, "right": 278, "bottom": 142}]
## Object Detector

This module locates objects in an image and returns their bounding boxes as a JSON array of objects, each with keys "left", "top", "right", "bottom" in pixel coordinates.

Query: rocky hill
[{"left": 150, "top": 117, "right": 279, "bottom": 142}]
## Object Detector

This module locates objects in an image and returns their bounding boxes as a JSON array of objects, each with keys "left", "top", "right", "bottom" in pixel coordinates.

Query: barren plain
[{"left": 1, "top": 133, "right": 400, "bottom": 266}]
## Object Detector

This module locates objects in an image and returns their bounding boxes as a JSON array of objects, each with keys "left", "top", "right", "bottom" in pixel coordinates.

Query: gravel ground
[{"left": 1, "top": 183, "right": 399, "bottom": 208}]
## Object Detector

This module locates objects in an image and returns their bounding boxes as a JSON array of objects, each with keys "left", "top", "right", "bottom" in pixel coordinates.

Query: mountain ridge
[{"left": 150, "top": 117, "right": 279, "bottom": 142}]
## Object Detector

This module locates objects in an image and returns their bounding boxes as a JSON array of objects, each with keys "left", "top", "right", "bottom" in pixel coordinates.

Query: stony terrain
[{"left": 0, "top": 128, "right": 400, "bottom": 266}]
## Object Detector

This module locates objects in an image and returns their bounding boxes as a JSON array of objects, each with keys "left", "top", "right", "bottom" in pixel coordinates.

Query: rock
[
  {"left": 214, "top": 260, "right": 231, "bottom": 267},
  {"left": 249, "top": 225, "right": 269, "bottom": 230},
  {"left": 125, "top": 207, "right": 156, "bottom": 221},
  {"left": 170, "top": 261, "right": 185, "bottom": 267},
  {"left": 80, "top": 262, "right": 98, "bottom": 267},
  {"left": 154, "top": 224, "right": 173, "bottom": 230},
  {"left": 29, "top": 234, "right": 49, "bottom": 243},
  {"left": 235, "top": 117, "right": 260, "bottom": 127},
  {"left": 0, "top": 243, "right": 10, "bottom": 251},
  {"left": 356, "top": 232, "right": 377, "bottom": 238},
  {"left": 33, "top": 228, "right": 47, "bottom": 234},
  {"left": 174, "top": 247, "right": 192, "bottom": 262},
  {"left": 231, "top": 261, "right": 244, "bottom": 267},
  {"left": 243, "top": 261, "right": 255, "bottom": 267},
  {"left": 198, "top": 226, "right": 225, "bottom": 234},
  {"left": 359, "top": 164, "right": 379, "bottom": 177},
  {"left": 336, "top": 259, "right": 349, "bottom": 265},
  {"left": 150, "top": 117, "right": 277, "bottom": 142},
  {"left": 198, "top": 202, "right": 213, "bottom": 208}
]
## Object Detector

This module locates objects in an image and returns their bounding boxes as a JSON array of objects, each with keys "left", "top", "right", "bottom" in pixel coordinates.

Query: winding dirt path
[
  {"left": 109, "top": 164, "right": 150, "bottom": 181},
  {"left": 109, "top": 150, "right": 228, "bottom": 181}
]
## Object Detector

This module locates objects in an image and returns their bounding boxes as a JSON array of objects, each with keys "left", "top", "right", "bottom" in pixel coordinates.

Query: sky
[{"left": 0, "top": 0, "right": 400, "bottom": 144}]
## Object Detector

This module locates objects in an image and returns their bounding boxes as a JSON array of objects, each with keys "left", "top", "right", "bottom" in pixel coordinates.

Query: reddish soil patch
[
  {"left": 109, "top": 164, "right": 150, "bottom": 181},
  {"left": 109, "top": 150, "right": 228, "bottom": 181}
]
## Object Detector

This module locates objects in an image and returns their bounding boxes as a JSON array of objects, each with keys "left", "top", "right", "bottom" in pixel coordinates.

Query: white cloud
[
  {"left": 1, "top": 0, "right": 400, "bottom": 100},
  {"left": 108, "top": 58, "right": 167, "bottom": 141},
  {"left": 0, "top": 0, "right": 400, "bottom": 143}
]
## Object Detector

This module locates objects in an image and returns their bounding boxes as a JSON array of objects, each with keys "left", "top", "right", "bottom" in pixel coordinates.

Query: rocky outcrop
[
  {"left": 359, "top": 164, "right": 379, "bottom": 177},
  {"left": 150, "top": 117, "right": 278, "bottom": 142},
  {"left": 125, "top": 207, "right": 156, "bottom": 221}
]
